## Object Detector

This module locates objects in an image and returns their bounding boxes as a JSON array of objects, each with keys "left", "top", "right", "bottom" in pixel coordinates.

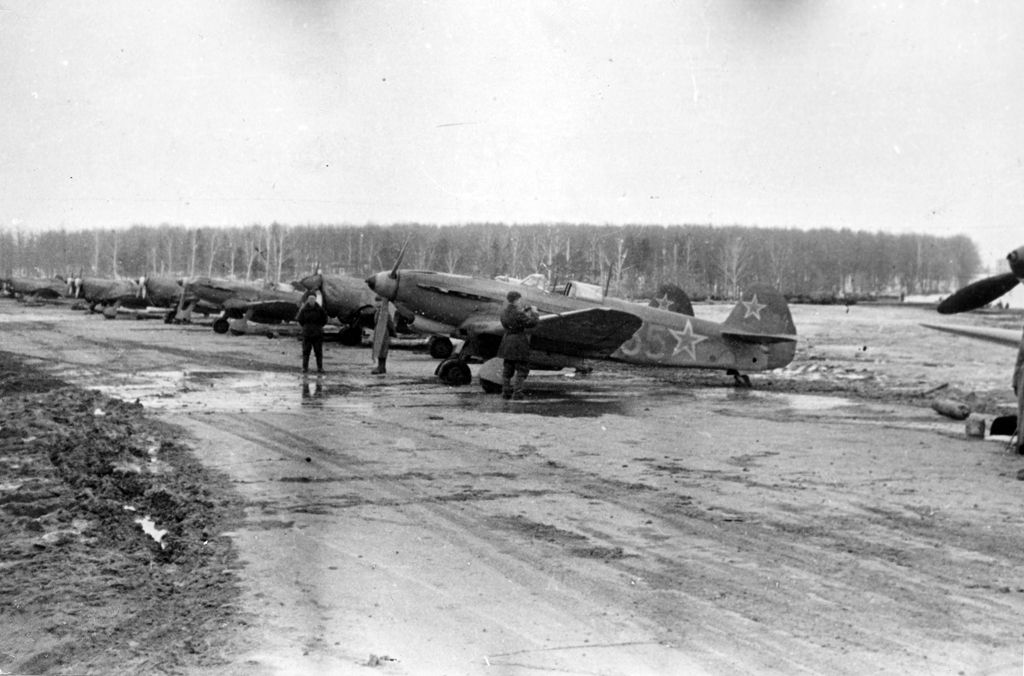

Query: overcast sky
[{"left": 1, "top": 1, "right": 1022, "bottom": 268}]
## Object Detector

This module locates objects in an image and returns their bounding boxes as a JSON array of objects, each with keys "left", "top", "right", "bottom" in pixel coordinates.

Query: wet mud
[
  {"left": 0, "top": 352, "right": 242, "bottom": 675},
  {"left": 3, "top": 299, "right": 1024, "bottom": 674}
]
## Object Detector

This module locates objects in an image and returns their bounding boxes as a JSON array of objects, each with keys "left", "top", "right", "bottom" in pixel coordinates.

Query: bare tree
[{"left": 719, "top": 236, "right": 747, "bottom": 299}]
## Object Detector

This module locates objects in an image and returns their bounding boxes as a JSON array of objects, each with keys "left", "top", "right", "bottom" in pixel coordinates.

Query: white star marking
[
  {"left": 668, "top": 319, "right": 707, "bottom": 360},
  {"left": 742, "top": 294, "right": 767, "bottom": 320},
  {"left": 654, "top": 294, "right": 674, "bottom": 311}
]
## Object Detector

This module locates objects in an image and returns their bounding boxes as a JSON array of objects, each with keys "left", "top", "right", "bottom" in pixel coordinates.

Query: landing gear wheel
[
  {"left": 428, "top": 336, "right": 454, "bottom": 360},
  {"left": 213, "top": 318, "right": 229, "bottom": 334},
  {"left": 728, "top": 369, "right": 752, "bottom": 388},
  {"left": 437, "top": 359, "right": 472, "bottom": 386}
]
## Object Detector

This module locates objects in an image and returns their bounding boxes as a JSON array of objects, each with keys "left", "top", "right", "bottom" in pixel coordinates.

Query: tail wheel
[
  {"left": 437, "top": 359, "right": 471, "bottom": 386},
  {"left": 428, "top": 336, "right": 454, "bottom": 359}
]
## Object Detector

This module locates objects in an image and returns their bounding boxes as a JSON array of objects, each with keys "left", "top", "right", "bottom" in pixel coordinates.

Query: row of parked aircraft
[
  {"left": 1, "top": 254, "right": 800, "bottom": 392},
  {"left": 0, "top": 272, "right": 380, "bottom": 343},
  {"left": 6, "top": 246, "right": 1024, "bottom": 449}
]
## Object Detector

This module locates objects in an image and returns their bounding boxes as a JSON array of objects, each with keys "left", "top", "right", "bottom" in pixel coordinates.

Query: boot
[{"left": 371, "top": 358, "right": 386, "bottom": 375}]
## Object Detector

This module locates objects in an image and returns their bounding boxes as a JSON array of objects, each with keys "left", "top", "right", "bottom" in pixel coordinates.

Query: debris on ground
[
  {"left": 931, "top": 398, "right": 972, "bottom": 420},
  {"left": 0, "top": 350, "right": 243, "bottom": 675}
]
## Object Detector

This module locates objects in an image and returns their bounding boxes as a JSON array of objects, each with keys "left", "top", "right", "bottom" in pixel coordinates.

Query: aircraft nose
[
  {"left": 1009, "top": 246, "right": 1024, "bottom": 277},
  {"left": 366, "top": 271, "right": 398, "bottom": 300}
]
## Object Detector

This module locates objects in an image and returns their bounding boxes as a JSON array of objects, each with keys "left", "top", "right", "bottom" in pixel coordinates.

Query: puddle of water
[
  {"left": 69, "top": 368, "right": 375, "bottom": 414},
  {"left": 771, "top": 393, "right": 854, "bottom": 412}
]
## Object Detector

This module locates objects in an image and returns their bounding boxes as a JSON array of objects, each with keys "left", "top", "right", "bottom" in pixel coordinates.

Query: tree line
[{"left": 0, "top": 223, "right": 980, "bottom": 301}]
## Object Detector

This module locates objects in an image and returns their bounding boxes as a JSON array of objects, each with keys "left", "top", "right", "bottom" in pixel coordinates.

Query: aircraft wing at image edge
[
  {"left": 920, "top": 323, "right": 1020, "bottom": 348},
  {"left": 460, "top": 307, "right": 645, "bottom": 358}
]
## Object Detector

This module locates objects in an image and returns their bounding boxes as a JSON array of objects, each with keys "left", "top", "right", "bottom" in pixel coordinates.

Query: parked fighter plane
[
  {"left": 929, "top": 244, "right": 1024, "bottom": 451},
  {"left": 184, "top": 277, "right": 304, "bottom": 334},
  {"left": 296, "top": 272, "right": 387, "bottom": 345},
  {"left": 68, "top": 276, "right": 145, "bottom": 316},
  {"left": 365, "top": 258, "right": 797, "bottom": 391},
  {"left": 1, "top": 276, "right": 67, "bottom": 300}
]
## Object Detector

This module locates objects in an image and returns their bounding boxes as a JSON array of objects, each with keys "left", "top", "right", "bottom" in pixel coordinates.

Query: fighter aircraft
[
  {"left": 365, "top": 257, "right": 797, "bottom": 391},
  {"left": 296, "top": 272, "right": 391, "bottom": 345},
  {"left": 68, "top": 276, "right": 146, "bottom": 316},
  {"left": 183, "top": 277, "right": 304, "bottom": 334},
  {"left": 1, "top": 276, "right": 68, "bottom": 300},
  {"left": 928, "top": 244, "right": 1024, "bottom": 451}
]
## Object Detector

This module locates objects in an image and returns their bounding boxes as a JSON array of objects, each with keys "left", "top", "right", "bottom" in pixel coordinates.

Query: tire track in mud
[
  {"left": 246, "top": 404, "right": 1024, "bottom": 672},
  {"left": 169, "top": 406, "right": 959, "bottom": 674},
  {"left": 8, "top": 302, "right": 1024, "bottom": 673}
]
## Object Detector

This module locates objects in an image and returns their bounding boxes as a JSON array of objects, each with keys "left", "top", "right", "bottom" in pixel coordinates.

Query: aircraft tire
[
  {"left": 212, "top": 318, "right": 230, "bottom": 334},
  {"left": 428, "top": 336, "right": 454, "bottom": 360},
  {"left": 437, "top": 359, "right": 471, "bottom": 386}
]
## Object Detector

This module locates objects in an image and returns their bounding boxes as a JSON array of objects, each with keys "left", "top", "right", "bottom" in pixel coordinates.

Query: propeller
[
  {"left": 937, "top": 246, "right": 1024, "bottom": 314},
  {"left": 389, "top": 239, "right": 409, "bottom": 280},
  {"left": 937, "top": 272, "right": 1019, "bottom": 314}
]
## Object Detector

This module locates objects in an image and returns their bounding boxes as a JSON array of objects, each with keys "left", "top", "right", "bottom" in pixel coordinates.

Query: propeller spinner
[
  {"left": 366, "top": 239, "right": 408, "bottom": 301},
  {"left": 937, "top": 245, "right": 1024, "bottom": 314}
]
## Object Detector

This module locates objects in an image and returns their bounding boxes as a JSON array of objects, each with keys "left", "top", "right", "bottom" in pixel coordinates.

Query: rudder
[{"left": 723, "top": 285, "right": 796, "bottom": 336}]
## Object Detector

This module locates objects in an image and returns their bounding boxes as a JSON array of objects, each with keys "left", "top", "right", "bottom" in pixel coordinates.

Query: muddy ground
[{"left": 2, "top": 298, "right": 1024, "bottom": 675}]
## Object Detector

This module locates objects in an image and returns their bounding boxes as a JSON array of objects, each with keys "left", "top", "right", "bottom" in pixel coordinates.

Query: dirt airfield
[{"left": 2, "top": 297, "right": 1024, "bottom": 675}]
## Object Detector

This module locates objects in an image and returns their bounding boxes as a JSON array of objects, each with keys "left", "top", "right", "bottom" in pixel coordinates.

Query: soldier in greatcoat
[{"left": 497, "top": 290, "right": 539, "bottom": 400}]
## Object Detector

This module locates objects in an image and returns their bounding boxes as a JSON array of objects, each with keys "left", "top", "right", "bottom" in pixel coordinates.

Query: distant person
[
  {"left": 498, "top": 289, "right": 540, "bottom": 400},
  {"left": 296, "top": 294, "right": 328, "bottom": 374},
  {"left": 371, "top": 296, "right": 395, "bottom": 375}
]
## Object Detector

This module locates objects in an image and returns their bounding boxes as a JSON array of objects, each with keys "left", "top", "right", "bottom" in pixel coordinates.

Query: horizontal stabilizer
[
  {"left": 721, "top": 329, "right": 798, "bottom": 344},
  {"left": 920, "top": 323, "right": 1020, "bottom": 348}
]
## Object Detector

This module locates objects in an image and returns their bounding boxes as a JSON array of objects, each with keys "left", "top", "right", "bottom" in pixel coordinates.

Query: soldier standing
[
  {"left": 371, "top": 296, "right": 394, "bottom": 375},
  {"left": 497, "top": 290, "right": 539, "bottom": 400},
  {"left": 296, "top": 294, "right": 328, "bottom": 374}
]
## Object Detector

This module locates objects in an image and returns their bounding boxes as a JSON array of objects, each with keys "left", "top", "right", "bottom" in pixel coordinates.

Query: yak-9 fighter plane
[
  {"left": 366, "top": 260, "right": 797, "bottom": 391},
  {"left": 182, "top": 277, "right": 303, "bottom": 334}
]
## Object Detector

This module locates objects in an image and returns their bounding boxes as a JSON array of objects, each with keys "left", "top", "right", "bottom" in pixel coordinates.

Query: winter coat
[
  {"left": 297, "top": 302, "right": 328, "bottom": 338},
  {"left": 497, "top": 301, "right": 539, "bottom": 361}
]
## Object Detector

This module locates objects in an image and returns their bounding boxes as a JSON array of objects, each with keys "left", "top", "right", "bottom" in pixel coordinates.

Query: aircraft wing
[
  {"left": 721, "top": 329, "right": 798, "bottom": 344},
  {"left": 459, "top": 308, "right": 643, "bottom": 358},
  {"left": 921, "top": 323, "right": 1021, "bottom": 348},
  {"left": 224, "top": 298, "right": 300, "bottom": 315}
]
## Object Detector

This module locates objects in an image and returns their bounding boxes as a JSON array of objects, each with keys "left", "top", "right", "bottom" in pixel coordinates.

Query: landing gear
[
  {"left": 212, "top": 317, "right": 229, "bottom": 334},
  {"left": 728, "top": 369, "right": 752, "bottom": 388},
  {"left": 428, "top": 336, "right": 454, "bottom": 360},
  {"left": 436, "top": 359, "right": 472, "bottom": 386}
]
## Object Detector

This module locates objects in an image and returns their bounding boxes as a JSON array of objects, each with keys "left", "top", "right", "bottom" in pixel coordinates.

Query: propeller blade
[
  {"left": 937, "top": 272, "right": 1019, "bottom": 314},
  {"left": 389, "top": 239, "right": 409, "bottom": 280}
]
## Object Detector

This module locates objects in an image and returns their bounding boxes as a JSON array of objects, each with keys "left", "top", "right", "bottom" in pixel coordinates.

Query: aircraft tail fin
[
  {"left": 649, "top": 284, "right": 694, "bottom": 316},
  {"left": 721, "top": 286, "right": 797, "bottom": 369},
  {"left": 723, "top": 285, "right": 796, "bottom": 338}
]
